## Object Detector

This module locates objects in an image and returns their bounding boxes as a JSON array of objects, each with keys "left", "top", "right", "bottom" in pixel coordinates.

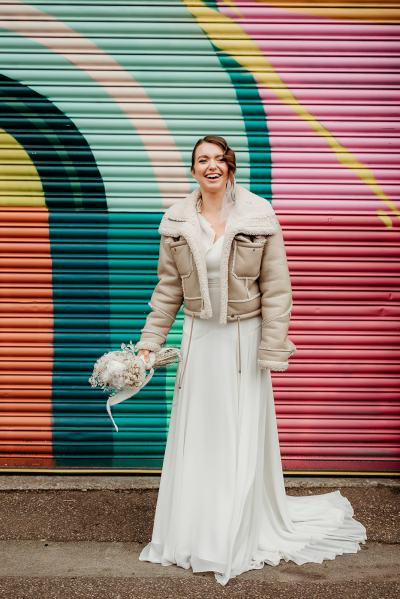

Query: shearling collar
[
  {"left": 158, "top": 184, "right": 279, "bottom": 324},
  {"left": 159, "top": 183, "right": 277, "bottom": 230}
]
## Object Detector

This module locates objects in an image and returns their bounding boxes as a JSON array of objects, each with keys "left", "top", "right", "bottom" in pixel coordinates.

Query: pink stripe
[
  {"left": 263, "top": 134, "right": 400, "bottom": 151},
  {"left": 259, "top": 88, "right": 400, "bottom": 103},
  {"left": 271, "top": 199, "right": 399, "bottom": 212},
  {"left": 217, "top": 1, "right": 399, "bottom": 215},
  {"left": 265, "top": 121, "right": 400, "bottom": 134},
  {"left": 273, "top": 200, "right": 398, "bottom": 213},
  {"left": 272, "top": 182, "right": 400, "bottom": 197},
  {"left": 257, "top": 56, "right": 400, "bottom": 70},
  {"left": 234, "top": 39, "right": 399, "bottom": 54},
  {"left": 261, "top": 105, "right": 400, "bottom": 119},
  {"left": 274, "top": 150, "right": 400, "bottom": 168},
  {"left": 272, "top": 152, "right": 399, "bottom": 166},
  {"left": 231, "top": 22, "right": 399, "bottom": 38},
  {"left": 259, "top": 72, "right": 400, "bottom": 85},
  {"left": 272, "top": 167, "right": 399, "bottom": 183}
]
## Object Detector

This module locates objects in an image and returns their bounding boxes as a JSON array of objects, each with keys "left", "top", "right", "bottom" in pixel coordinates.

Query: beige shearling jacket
[{"left": 135, "top": 183, "right": 296, "bottom": 372}]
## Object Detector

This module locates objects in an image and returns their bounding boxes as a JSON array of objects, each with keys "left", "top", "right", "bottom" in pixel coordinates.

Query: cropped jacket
[{"left": 135, "top": 183, "right": 296, "bottom": 372}]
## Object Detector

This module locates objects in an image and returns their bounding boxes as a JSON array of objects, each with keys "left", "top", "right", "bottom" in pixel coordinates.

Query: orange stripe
[{"left": 0, "top": 205, "right": 54, "bottom": 466}]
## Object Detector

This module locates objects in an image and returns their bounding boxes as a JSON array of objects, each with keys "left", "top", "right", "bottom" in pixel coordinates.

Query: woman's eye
[{"left": 198, "top": 157, "right": 224, "bottom": 164}]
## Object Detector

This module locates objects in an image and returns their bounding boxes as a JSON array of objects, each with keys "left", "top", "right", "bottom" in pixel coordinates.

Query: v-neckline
[
  {"left": 213, "top": 234, "right": 224, "bottom": 246},
  {"left": 198, "top": 212, "right": 225, "bottom": 246}
]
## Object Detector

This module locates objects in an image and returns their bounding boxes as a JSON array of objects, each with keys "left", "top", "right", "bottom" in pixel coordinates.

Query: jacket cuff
[
  {"left": 258, "top": 359, "right": 289, "bottom": 372},
  {"left": 257, "top": 339, "right": 296, "bottom": 371},
  {"left": 134, "top": 340, "right": 161, "bottom": 353}
]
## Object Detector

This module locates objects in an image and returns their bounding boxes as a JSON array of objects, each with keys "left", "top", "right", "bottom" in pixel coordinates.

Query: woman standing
[{"left": 136, "top": 135, "right": 367, "bottom": 586}]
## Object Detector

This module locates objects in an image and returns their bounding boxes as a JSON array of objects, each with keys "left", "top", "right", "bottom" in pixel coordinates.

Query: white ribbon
[{"left": 106, "top": 355, "right": 155, "bottom": 432}]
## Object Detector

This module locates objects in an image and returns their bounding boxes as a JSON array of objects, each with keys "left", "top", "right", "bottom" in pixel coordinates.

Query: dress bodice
[
  {"left": 205, "top": 236, "right": 224, "bottom": 281},
  {"left": 197, "top": 212, "right": 225, "bottom": 282}
]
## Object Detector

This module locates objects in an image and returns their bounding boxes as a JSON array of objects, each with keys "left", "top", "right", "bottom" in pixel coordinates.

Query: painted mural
[{"left": 0, "top": 0, "right": 399, "bottom": 472}]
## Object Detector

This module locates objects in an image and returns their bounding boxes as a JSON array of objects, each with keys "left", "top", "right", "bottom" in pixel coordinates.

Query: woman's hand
[{"left": 138, "top": 349, "right": 153, "bottom": 368}]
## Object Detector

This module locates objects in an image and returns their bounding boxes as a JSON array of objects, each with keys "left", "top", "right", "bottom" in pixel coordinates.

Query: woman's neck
[{"left": 199, "top": 188, "right": 226, "bottom": 215}]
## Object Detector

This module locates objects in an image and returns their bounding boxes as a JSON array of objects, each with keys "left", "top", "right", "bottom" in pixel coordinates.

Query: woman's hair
[{"left": 191, "top": 135, "right": 236, "bottom": 184}]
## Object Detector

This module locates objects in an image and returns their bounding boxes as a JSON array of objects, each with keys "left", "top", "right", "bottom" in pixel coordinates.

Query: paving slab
[
  {"left": 0, "top": 541, "right": 398, "bottom": 599},
  {"left": 0, "top": 540, "right": 396, "bottom": 582}
]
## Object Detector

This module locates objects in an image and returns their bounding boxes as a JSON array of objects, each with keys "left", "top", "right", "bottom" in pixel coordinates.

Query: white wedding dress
[{"left": 138, "top": 213, "right": 367, "bottom": 586}]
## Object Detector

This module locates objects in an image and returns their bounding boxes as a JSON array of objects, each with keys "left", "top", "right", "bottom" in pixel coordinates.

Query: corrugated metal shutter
[{"left": 0, "top": 1, "right": 399, "bottom": 474}]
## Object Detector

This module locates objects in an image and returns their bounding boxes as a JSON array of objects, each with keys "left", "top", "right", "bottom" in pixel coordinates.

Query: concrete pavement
[{"left": 0, "top": 475, "right": 398, "bottom": 598}]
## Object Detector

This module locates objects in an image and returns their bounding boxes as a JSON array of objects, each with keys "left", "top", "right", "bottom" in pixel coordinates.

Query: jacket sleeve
[
  {"left": 135, "top": 234, "right": 183, "bottom": 353},
  {"left": 257, "top": 216, "right": 296, "bottom": 372}
]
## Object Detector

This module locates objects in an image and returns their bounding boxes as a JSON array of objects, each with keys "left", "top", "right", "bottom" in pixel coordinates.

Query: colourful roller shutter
[{"left": 0, "top": 1, "right": 398, "bottom": 474}]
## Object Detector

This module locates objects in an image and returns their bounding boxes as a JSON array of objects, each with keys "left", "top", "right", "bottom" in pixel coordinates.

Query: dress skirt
[{"left": 138, "top": 279, "right": 367, "bottom": 586}]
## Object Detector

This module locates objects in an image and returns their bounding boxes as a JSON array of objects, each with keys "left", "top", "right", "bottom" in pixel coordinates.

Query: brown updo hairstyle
[{"left": 191, "top": 135, "right": 236, "bottom": 184}]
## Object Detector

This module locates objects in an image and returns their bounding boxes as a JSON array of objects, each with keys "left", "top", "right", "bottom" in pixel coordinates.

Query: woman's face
[{"left": 191, "top": 141, "right": 229, "bottom": 194}]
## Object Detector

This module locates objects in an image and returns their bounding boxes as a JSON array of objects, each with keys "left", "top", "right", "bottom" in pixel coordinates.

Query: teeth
[{"left": 206, "top": 175, "right": 220, "bottom": 179}]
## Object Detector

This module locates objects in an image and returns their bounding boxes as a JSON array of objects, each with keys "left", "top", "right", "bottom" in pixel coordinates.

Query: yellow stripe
[
  {"left": 0, "top": 129, "right": 45, "bottom": 206},
  {"left": 184, "top": 0, "right": 400, "bottom": 228}
]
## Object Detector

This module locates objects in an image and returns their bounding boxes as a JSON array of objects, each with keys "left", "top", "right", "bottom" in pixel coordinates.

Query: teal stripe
[
  {"left": 49, "top": 210, "right": 112, "bottom": 467},
  {"left": 108, "top": 212, "right": 174, "bottom": 468}
]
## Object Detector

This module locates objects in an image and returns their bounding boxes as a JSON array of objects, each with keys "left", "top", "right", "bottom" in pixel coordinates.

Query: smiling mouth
[{"left": 205, "top": 174, "right": 221, "bottom": 180}]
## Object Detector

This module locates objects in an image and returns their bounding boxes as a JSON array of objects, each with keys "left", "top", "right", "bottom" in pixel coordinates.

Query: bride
[{"left": 135, "top": 135, "right": 367, "bottom": 586}]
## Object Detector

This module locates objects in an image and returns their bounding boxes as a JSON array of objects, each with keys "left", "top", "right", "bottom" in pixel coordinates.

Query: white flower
[
  {"left": 89, "top": 349, "right": 146, "bottom": 393},
  {"left": 88, "top": 341, "right": 181, "bottom": 395}
]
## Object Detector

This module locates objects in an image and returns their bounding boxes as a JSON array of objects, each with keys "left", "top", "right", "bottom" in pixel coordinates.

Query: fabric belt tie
[
  {"left": 178, "top": 313, "right": 195, "bottom": 390},
  {"left": 106, "top": 366, "right": 154, "bottom": 432},
  {"left": 237, "top": 315, "right": 241, "bottom": 374}
]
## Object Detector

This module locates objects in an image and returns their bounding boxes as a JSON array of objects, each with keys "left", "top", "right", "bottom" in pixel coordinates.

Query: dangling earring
[{"left": 230, "top": 175, "right": 237, "bottom": 203}]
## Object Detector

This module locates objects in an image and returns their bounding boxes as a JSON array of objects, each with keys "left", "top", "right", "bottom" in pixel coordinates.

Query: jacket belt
[{"left": 177, "top": 313, "right": 242, "bottom": 391}]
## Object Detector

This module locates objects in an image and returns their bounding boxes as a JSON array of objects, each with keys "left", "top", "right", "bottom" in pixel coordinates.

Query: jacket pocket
[
  {"left": 169, "top": 239, "right": 193, "bottom": 278},
  {"left": 232, "top": 235, "right": 266, "bottom": 279}
]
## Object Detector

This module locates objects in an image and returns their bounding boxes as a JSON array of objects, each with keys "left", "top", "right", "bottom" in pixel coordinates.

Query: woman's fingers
[{"left": 138, "top": 349, "right": 152, "bottom": 366}]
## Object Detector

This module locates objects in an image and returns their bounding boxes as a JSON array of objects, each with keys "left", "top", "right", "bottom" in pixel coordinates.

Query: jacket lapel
[{"left": 159, "top": 190, "right": 212, "bottom": 318}]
